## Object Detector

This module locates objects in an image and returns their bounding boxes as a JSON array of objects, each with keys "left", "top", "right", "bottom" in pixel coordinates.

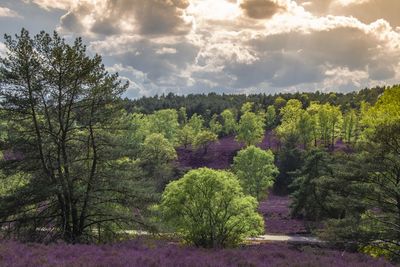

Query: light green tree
[
  {"left": 265, "top": 105, "right": 276, "bottom": 130},
  {"left": 193, "top": 130, "right": 217, "bottom": 153},
  {"left": 236, "top": 111, "right": 265, "bottom": 146},
  {"left": 297, "top": 111, "right": 314, "bottom": 149},
  {"left": 178, "top": 107, "right": 188, "bottom": 125},
  {"left": 157, "top": 168, "right": 264, "bottom": 248},
  {"left": 241, "top": 102, "right": 254, "bottom": 114},
  {"left": 148, "top": 109, "right": 179, "bottom": 145},
  {"left": 177, "top": 125, "right": 195, "bottom": 149},
  {"left": 342, "top": 109, "right": 358, "bottom": 144},
  {"left": 141, "top": 133, "right": 177, "bottom": 190},
  {"left": 209, "top": 114, "right": 223, "bottom": 136},
  {"left": 187, "top": 113, "right": 204, "bottom": 135},
  {"left": 276, "top": 99, "right": 303, "bottom": 141},
  {"left": 221, "top": 109, "right": 237, "bottom": 135},
  {"left": 232, "top": 146, "right": 278, "bottom": 200}
]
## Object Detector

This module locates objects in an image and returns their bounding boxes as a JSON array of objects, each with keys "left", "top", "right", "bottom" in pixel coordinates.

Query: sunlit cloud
[{"left": 1, "top": 0, "right": 400, "bottom": 97}]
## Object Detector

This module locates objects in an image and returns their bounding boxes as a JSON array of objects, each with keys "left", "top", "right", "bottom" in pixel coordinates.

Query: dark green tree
[{"left": 0, "top": 29, "right": 151, "bottom": 243}]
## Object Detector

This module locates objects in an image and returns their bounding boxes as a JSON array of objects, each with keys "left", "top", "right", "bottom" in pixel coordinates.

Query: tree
[
  {"left": 221, "top": 109, "right": 237, "bottom": 135},
  {"left": 274, "top": 96, "right": 286, "bottom": 111},
  {"left": 193, "top": 130, "right": 217, "bottom": 154},
  {"left": 342, "top": 109, "right": 359, "bottom": 144},
  {"left": 148, "top": 109, "right": 179, "bottom": 145},
  {"left": 0, "top": 29, "right": 151, "bottom": 243},
  {"left": 177, "top": 124, "right": 195, "bottom": 149},
  {"left": 157, "top": 168, "right": 264, "bottom": 248},
  {"left": 274, "top": 134, "right": 304, "bottom": 194},
  {"left": 178, "top": 107, "right": 187, "bottom": 125},
  {"left": 232, "top": 146, "right": 278, "bottom": 200},
  {"left": 236, "top": 111, "right": 265, "bottom": 146},
  {"left": 187, "top": 113, "right": 204, "bottom": 135},
  {"left": 265, "top": 105, "right": 276, "bottom": 130},
  {"left": 297, "top": 111, "right": 314, "bottom": 149},
  {"left": 290, "top": 149, "right": 337, "bottom": 220},
  {"left": 276, "top": 99, "right": 303, "bottom": 142},
  {"left": 141, "top": 133, "right": 177, "bottom": 191},
  {"left": 240, "top": 102, "right": 254, "bottom": 114},
  {"left": 209, "top": 114, "right": 222, "bottom": 136}
]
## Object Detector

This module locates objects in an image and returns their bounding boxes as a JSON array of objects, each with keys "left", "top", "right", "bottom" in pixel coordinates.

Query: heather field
[
  {"left": 0, "top": 239, "right": 393, "bottom": 267},
  {"left": 177, "top": 131, "right": 280, "bottom": 170}
]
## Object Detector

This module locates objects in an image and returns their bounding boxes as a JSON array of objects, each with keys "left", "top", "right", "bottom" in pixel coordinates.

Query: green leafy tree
[
  {"left": 178, "top": 107, "right": 188, "bottom": 125},
  {"left": 157, "top": 168, "right": 264, "bottom": 248},
  {"left": 236, "top": 111, "right": 265, "bottom": 146},
  {"left": 0, "top": 29, "right": 151, "bottom": 243},
  {"left": 274, "top": 96, "right": 287, "bottom": 111},
  {"left": 221, "top": 109, "right": 237, "bottom": 135},
  {"left": 290, "top": 149, "right": 338, "bottom": 220},
  {"left": 274, "top": 134, "right": 304, "bottom": 194},
  {"left": 297, "top": 111, "right": 314, "bottom": 149},
  {"left": 232, "top": 146, "right": 278, "bottom": 200},
  {"left": 148, "top": 109, "right": 179, "bottom": 145},
  {"left": 342, "top": 109, "right": 359, "bottom": 144},
  {"left": 265, "top": 105, "right": 276, "bottom": 130},
  {"left": 141, "top": 133, "right": 177, "bottom": 191},
  {"left": 241, "top": 102, "right": 254, "bottom": 114},
  {"left": 276, "top": 99, "right": 303, "bottom": 142},
  {"left": 187, "top": 113, "right": 204, "bottom": 135},
  {"left": 193, "top": 130, "right": 217, "bottom": 154},
  {"left": 209, "top": 114, "right": 222, "bottom": 136},
  {"left": 177, "top": 125, "right": 195, "bottom": 149}
]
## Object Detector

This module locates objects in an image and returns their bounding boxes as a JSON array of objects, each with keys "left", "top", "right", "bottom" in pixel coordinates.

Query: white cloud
[
  {"left": 11, "top": 0, "right": 400, "bottom": 97},
  {"left": 0, "top": 6, "right": 20, "bottom": 18}
]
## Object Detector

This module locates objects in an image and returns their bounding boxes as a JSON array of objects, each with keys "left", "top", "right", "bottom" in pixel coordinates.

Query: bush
[{"left": 157, "top": 168, "right": 264, "bottom": 248}]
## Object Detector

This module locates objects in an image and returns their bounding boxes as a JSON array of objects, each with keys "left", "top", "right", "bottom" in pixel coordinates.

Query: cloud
[
  {"left": 55, "top": 0, "right": 192, "bottom": 36},
  {"left": 296, "top": 0, "right": 400, "bottom": 27},
  {"left": 0, "top": 6, "right": 20, "bottom": 18},
  {"left": 26, "top": 0, "right": 75, "bottom": 10},
  {"left": 7, "top": 0, "right": 400, "bottom": 97},
  {"left": 240, "top": 0, "right": 287, "bottom": 19}
]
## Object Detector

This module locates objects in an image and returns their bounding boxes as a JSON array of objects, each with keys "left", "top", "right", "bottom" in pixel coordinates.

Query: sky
[{"left": 0, "top": 0, "right": 399, "bottom": 98}]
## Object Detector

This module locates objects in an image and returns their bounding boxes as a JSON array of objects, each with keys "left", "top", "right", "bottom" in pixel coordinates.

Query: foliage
[
  {"left": 157, "top": 168, "right": 264, "bottom": 248},
  {"left": 141, "top": 133, "right": 177, "bottom": 191},
  {"left": 0, "top": 29, "right": 153, "bottom": 243},
  {"left": 265, "top": 105, "right": 277, "bottom": 130},
  {"left": 232, "top": 146, "right": 278, "bottom": 200},
  {"left": 177, "top": 125, "right": 196, "bottom": 149},
  {"left": 221, "top": 109, "right": 237, "bottom": 135},
  {"left": 290, "top": 149, "right": 339, "bottom": 220},
  {"left": 236, "top": 111, "right": 265, "bottom": 146},
  {"left": 187, "top": 113, "right": 205, "bottom": 135},
  {"left": 209, "top": 114, "right": 223, "bottom": 136},
  {"left": 342, "top": 109, "right": 359, "bottom": 144},
  {"left": 147, "top": 109, "right": 179, "bottom": 145},
  {"left": 274, "top": 134, "right": 304, "bottom": 195},
  {"left": 192, "top": 130, "right": 218, "bottom": 154}
]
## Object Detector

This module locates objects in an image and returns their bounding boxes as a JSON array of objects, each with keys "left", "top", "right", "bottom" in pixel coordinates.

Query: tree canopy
[{"left": 157, "top": 168, "right": 264, "bottom": 248}]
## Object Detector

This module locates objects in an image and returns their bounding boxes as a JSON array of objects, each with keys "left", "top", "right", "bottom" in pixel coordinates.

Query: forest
[{"left": 0, "top": 30, "right": 399, "bottom": 266}]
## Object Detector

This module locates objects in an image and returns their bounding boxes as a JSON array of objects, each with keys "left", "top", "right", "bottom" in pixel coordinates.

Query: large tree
[
  {"left": 0, "top": 29, "right": 151, "bottom": 243},
  {"left": 157, "top": 168, "right": 264, "bottom": 248}
]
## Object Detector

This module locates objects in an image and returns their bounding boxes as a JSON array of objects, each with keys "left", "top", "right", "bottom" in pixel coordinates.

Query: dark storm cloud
[{"left": 240, "top": 0, "right": 286, "bottom": 19}]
